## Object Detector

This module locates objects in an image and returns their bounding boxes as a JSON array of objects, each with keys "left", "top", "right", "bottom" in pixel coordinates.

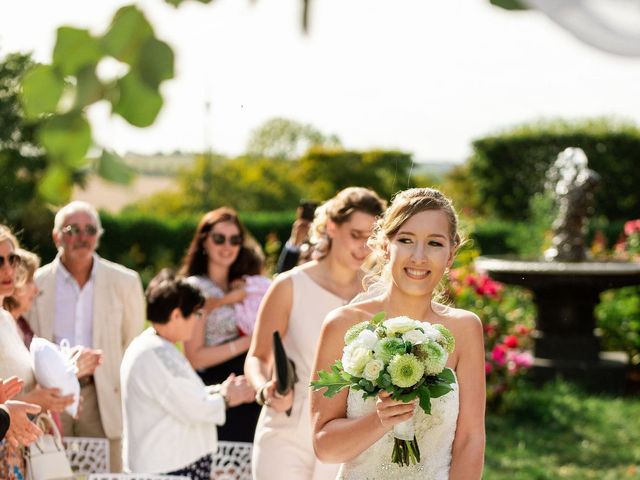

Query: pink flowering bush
[
  {"left": 445, "top": 249, "right": 535, "bottom": 409},
  {"left": 596, "top": 219, "right": 640, "bottom": 367},
  {"left": 617, "top": 219, "right": 640, "bottom": 260}
]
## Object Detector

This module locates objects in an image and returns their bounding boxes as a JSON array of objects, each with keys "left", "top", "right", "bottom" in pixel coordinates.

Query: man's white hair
[{"left": 53, "top": 201, "right": 104, "bottom": 237}]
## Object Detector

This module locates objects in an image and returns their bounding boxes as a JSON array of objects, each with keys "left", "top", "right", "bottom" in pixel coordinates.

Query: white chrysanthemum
[
  {"left": 362, "top": 359, "right": 385, "bottom": 382},
  {"left": 415, "top": 341, "right": 448, "bottom": 375},
  {"left": 388, "top": 353, "right": 425, "bottom": 388},
  {"left": 422, "top": 324, "right": 444, "bottom": 343},
  {"left": 341, "top": 343, "right": 373, "bottom": 377},
  {"left": 433, "top": 324, "right": 456, "bottom": 354},
  {"left": 402, "top": 328, "right": 429, "bottom": 345},
  {"left": 353, "top": 329, "right": 379, "bottom": 350},
  {"left": 383, "top": 316, "right": 421, "bottom": 336},
  {"left": 374, "top": 337, "right": 406, "bottom": 363},
  {"left": 344, "top": 321, "right": 369, "bottom": 345}
]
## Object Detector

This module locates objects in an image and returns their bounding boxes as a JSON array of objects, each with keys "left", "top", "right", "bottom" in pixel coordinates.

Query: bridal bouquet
[{"left": 311, "top": 312, "right": 456, "bottom": 467}]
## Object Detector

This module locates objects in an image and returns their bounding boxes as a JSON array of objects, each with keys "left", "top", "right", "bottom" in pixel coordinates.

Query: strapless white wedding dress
[{"left": 336, "top": 378, "right": 459, "bottom": 480}]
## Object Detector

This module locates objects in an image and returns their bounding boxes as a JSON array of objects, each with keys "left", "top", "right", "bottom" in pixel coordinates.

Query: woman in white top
[
  {"left": 245, "top": 187, "right": 386, "bottom": 480},
  {"left": 121, "top": 269, "right": 254, "bottom": 479}
]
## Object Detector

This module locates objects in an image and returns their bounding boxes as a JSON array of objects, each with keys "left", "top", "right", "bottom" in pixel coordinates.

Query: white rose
[
  {"left": 422, "top": 325, "right": 444, "bottom": 342},
  {"left": 342, "top": 344, "right": 373, "bottom": 377},
  {"left": 353, "top": 329, "right": 378, "bottom": 350},
  {"left": 383, "top": 316, "right": 420, "bottom": 335},
  {"left": 402, "top": 328, "right": 429, "bottom": 345},
  {"left": 362, "top": 359, "right": 385, "bottom": 382}
]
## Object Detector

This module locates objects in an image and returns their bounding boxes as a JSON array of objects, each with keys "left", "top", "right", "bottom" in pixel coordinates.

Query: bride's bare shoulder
[{"left": 433, "top": 302, "right": 483, "bottom": 343}]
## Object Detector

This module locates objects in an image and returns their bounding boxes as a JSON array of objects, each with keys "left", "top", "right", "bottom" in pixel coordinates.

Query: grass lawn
[{"left": 485, "top": 380, "right": 640, "bottom": 479}]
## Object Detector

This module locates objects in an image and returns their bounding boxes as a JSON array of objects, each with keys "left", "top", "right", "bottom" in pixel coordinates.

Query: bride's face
[{"left": 387, "top": 209, "right": 454, "bottom": 298}]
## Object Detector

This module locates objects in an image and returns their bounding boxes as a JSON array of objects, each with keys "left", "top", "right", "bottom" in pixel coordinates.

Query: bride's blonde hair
[
  {"left": 363, "top": 188, "right": 462, "bottom": 296},
  {"left": 309, "top": 187, "right": 386, "bottom": 260}
]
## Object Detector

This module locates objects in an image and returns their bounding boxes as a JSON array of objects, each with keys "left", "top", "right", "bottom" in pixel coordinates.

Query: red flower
[
  {"left": 624, "top": 219, "right": 640, "bottom": 236},
  {"left": 473, "top": 274, "right": 503, "bottom": 298},
  {"left": 485, "top": 363, "right": 493, "bottom": 375},
  {"left": 503, "top": 335, "right": 519, "bottom": 348},
  {"left": 514, "top": 324, "right": 531, "bottom": 336},
  {"left": 483, "top": 323, "right": 497, "bottom": 338},
  {"left": 491, "top": 344, "right": 508, "bottom": 366}
]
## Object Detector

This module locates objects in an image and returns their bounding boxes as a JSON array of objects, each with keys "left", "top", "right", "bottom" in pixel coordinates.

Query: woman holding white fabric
[{"left": 245, "top": 187, "right": 386, "bottom": 480}]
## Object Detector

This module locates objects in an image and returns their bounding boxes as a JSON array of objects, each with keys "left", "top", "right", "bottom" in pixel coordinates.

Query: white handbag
[{"left": 24, "top": 413, "right": 73, "bottom": 480}]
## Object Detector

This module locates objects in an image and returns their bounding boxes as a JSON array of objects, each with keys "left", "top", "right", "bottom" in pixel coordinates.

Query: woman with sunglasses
[
  {"left": 0, "top": 226, "right": 73, "bottom": 479},
  {"left": 180, "top": 208, "right": 261, "bottom": 442},
  {"left": 245, "top": 187, "right": 386, "bottom": 480}
]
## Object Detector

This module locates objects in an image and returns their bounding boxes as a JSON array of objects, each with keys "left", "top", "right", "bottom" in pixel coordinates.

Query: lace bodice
[{"left": 337, "top": 378, "right": 459, "bottom": 480}]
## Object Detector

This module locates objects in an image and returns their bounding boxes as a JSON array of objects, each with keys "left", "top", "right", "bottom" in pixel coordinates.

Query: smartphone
[{"left": 298, "top": 200, "right": 318, "bottom": 222}]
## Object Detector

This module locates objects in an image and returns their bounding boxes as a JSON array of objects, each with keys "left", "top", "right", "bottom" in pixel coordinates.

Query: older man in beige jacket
[{"left": 27, "top": 201, "right": 145, "bottom": 472}]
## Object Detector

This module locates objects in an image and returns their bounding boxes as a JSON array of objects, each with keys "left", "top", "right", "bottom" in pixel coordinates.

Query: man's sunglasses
[
  {"left": 0, "top": 253, "right": 20, "bottom": 268},
  {"left": 61, "top": 224, "right": 99, "bottom": 237},
  {"left": 210, "top": 233, "right": 243, "bottom": 246}
]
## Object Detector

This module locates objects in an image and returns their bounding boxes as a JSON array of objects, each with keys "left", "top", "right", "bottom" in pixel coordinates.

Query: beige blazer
[{"left": 27, "top": 255, "right": 145, "bottom": 440}]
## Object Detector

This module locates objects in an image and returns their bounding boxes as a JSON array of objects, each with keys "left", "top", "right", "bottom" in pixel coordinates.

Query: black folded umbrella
[{"left": 273, "top": 330, "right": 297, "bottom": 416}]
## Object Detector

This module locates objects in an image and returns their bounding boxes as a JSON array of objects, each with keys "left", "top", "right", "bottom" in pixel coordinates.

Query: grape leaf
[{"left": 310, "top": 362, "right": 352, "bottom": 397}]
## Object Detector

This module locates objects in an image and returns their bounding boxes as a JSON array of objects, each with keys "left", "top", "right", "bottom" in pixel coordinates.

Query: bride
[{"left": 310, "top": 188, "right": 485, "bottom": 479}]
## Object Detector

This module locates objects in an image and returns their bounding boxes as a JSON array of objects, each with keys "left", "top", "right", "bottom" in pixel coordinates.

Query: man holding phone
[{"left": 275, "top": 200, "right": 317, "bottom": 274}]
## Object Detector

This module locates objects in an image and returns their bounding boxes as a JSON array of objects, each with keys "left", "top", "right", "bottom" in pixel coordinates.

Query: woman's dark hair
[
  {"left": 229, "top": 245, "right": 265, "bottom": 282},
  {"left": 145, "top": 269, "right": 205, "bottom": 325},
  {"left": 179, "top": 207, "right": 247, "bottom": 278}
]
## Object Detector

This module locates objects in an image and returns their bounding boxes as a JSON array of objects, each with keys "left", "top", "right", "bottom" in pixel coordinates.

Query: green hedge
[
  {"left": 19, "top": 211, "right": 626, "bottom": 286},
  {"left": 21, "top": 210, "right": 294, "bottom": 285},
  {"left": 469, "top": 118, "right": 640, "bottom": 221},
  {"left": 469, "top": 219, "right": 625, "bottom": 257}
]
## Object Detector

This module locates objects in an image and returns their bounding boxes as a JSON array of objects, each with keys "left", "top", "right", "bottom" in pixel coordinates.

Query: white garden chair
[
  {"left": 211, "top": 441, "right": 253, "bottom": 480},
  {"left": 63, "top": 436, "right": 110, "bottom": 474},
  {"left": 88, "top": 475, "right": 189, "bottom": 480}
]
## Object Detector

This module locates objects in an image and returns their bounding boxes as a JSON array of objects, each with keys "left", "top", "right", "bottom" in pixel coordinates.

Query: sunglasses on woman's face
[
  {"left": 0, "top": 253, "right": 20, "bottom": 268},
  {"left": 61, "top": 224, "right": 99, "bottom": 237},
  {"left": 210, "top": 233, "right": 243, "bottom": 246}
]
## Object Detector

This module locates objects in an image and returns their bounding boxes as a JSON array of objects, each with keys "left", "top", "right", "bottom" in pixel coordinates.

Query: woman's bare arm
[
  {"left": 244, "top": 275, "right": 294, "bottom": 411},
  {"left": 448, "top": 312, "right": 486, "bottom": 480},
  {"left": 184, "top": 314, "right": 251, "bottom": 370}
]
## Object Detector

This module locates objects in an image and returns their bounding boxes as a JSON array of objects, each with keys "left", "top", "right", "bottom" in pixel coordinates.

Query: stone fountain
[{"left": 475, "top": 148, "right": 640, "bottom": 392}]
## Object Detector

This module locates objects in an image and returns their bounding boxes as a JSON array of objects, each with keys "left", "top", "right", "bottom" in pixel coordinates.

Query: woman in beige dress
[{"left": 245, "top": 187, "right": 386, "bottom": 480}]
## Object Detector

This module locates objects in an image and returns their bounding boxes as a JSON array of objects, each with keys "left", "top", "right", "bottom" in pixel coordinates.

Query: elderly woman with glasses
[{"left": 179, "top": 208, "right": 263, "bottom": 442}]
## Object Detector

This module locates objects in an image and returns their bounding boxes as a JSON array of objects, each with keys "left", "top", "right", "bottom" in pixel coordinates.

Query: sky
[{"left": 1, "top": 0, "right": 639, "bottom": 163}]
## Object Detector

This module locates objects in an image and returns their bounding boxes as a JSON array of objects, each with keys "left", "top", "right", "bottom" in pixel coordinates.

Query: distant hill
[
  {"left": 122, "top": 152, "right": 197, "bottom": 176},
  {"left": 412, "top": 160, "right": 459, "bottom": 178}
]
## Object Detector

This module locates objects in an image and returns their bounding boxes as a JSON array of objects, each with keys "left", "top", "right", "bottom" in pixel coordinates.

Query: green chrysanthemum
[
  {"left": 388, "top": 353, "right": 425, "bottom": 388},
  {"left": 433, "top": 324, "right": 455, "bottom": 354},
  {"left": 415, "top": 341, "right": 447, "bottom": 375},
  {"left": 374, "top": 337, "right": 406, "bottom": 363},
  {"left": 344, "top": 321, "right": 370, "bottom": 345}
]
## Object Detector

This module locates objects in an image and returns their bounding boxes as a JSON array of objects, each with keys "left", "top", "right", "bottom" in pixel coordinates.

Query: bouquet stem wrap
[{"left": 392, "top": 412, "right": 420, "bottom": 466}]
